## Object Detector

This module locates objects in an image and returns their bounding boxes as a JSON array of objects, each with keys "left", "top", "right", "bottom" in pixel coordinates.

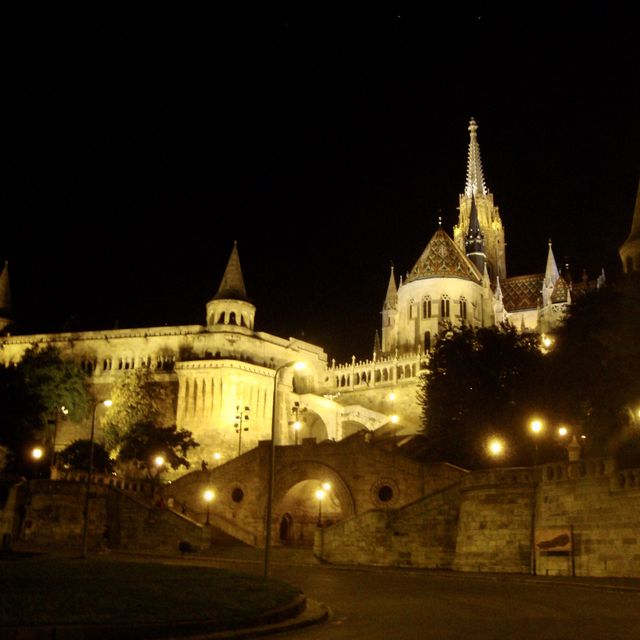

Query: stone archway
[{"left": 267, "top": 461, "right": 355, "bottom": 546}]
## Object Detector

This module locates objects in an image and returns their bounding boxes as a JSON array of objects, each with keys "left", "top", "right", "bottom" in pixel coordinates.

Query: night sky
[{"left": 5, "top": 4, "right": 639, "bottom": 364}]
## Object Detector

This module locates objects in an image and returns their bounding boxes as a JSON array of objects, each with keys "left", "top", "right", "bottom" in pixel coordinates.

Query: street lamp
[
  {"left": 263, "top": 360, "right": 306, "bottom": 578},
  {"left": 203, "top": 489, "right": 215, "bottom": 525},
  {"left": 315, "top": 488, "right": 325, "bottom": 527},
  {"left": 529, "top": 418, "right": 544, "bottom": 466},
  {"left": 81, "top": 398, "right": 112, "bottom": 559},
  {"left": 487, "top": 437, "right": 505, "bottom": 459},
  {"left": 213, "top": 452, "right": 222, "bottom": 466}
]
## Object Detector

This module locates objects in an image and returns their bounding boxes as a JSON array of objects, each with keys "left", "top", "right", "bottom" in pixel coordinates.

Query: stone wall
[
  {"left": 535, "top": 460, "right": 640, "bottom": 578},
  {"left": 315, "top": 459, "right": 640, "bottom": 578},
  {"left": 453, "top": 468, "right": 536, "bottom": 574},
  {"left": 316, "top": 482, "right": 461, "bottom": 568}
]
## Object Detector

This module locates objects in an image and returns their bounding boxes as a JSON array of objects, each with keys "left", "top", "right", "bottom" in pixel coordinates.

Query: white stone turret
[{"left": 206, "top": 241, "right": 256, "bottom": 332}]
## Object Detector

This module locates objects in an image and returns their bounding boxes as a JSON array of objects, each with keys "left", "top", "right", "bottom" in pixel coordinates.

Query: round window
[
  {"left": 378, "top": 485, "right": 394, "bottom": 502},
  {"left": 231, "top": 487, "right": 244, "bottom": 503}
]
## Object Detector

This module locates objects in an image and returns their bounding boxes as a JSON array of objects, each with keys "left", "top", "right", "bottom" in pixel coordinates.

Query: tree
[
  {"left": 116, "top": 421, "right": 199, "bottom": 496},
  {"left": 101, "top": 369, "right": 169, "bottom": 452},
  {"left": 56, "top": 439, "right": 114, "bottom": 474},
  {"left": 0, "top": 345, "right": 89, "bottom": 475},
  {"left": 546, "top": 273, "right": 640, "bottom": 467},
  {"left": 418, "top": 323, "right": 547, "bottom": 469}
]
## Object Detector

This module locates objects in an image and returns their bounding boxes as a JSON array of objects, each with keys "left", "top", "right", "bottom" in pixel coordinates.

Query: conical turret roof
[
  {"left": 212, "top": 241, "right": 249, "bottom": 301},
  {"left": 383, "top": 266, "right": 398, "bottom": 309}
]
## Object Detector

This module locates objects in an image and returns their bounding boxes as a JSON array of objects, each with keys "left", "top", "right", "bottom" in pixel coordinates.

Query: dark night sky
[{"left": 5, "top": 3, "right": 639, "bottom": 364}]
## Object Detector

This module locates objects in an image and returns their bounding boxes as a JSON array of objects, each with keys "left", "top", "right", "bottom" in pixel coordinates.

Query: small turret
[
  {"left": 542, "top": 240, "right": 560, "bottom": 307},
  {"left": 206, "top": 242, "right": 256, "bottom": 331}
]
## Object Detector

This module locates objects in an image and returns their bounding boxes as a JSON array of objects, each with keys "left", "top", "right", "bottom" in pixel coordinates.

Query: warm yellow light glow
[
  {"left": 60, "top": 406, "right": 69, "bottom": 415},
  {"left": 154, "top": 455, "right": 164, "bottom": 467},
  {"left": 390, "top": 414, "right": 399, "bottom": 424},
  {"left": 322, "top": 482, "right": 331, "bottom": 491},
  {"left": 530, "top": 419, "right": 543, "bottom": 434},
  {"left": 293, "top": 421, "right": 302, "bottom": 431},
  {"left": 315, "top": 488, "right": 325, "bottom": 501},
  {"left": 204, "top": 489, "right": 215, "bottom": 502},
  {"left": 103, "top": 399, "right": 113, "bottom": 407},
  {"left": 213, "top": 452, "right": 221, "bottom": 461},
  {"left": 293, "top": 361, "right": 306, "bottom": 371},
  {"left": 388, "top": 392, "right": 396, "bottom": 401},
  {"left": 487, "top": 438, "right": 504, "bottom": 457},
  {"left": 31, "top": 447, "right": 44, "bottom": 460},
  {"left": 542, "top": 335, "right": 552, "bottom": 349},
  {"left": 558, "top": 426, "right": 568, "bottom": 437}
]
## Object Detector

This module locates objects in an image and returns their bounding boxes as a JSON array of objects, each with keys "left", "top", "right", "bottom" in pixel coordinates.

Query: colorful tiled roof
[
  {"left": 406, "top": 229, "right": 482, "bottom": 284},
  {"left": 501, "top": 274, "right": 543, "bottom": 312}
]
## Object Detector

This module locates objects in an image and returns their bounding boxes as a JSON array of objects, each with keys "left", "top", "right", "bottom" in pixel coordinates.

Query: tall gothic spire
[
  {"left": 0, "top": 261, "right": 13, "bottom": 334},
  {"left": 619, "top": 178, "right": 640, "bottom": 273},
  {"left": 464, "top": 117, "right": 488, "bottom": 198},
  {"left": 383, "top": 265, "right": 397, "bottom": 309},
  {"left": 543, "top": 240, "right": 560, "bottom": 288},
  {"left": 465, "top": 196, "right": 486, "bottom": 273},
  {"left": 213, "top": 241, "right": 249, "bottom": 301}
]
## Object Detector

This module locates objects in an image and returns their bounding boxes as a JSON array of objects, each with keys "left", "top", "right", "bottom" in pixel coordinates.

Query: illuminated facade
[{"left": 0, "top": 120, "right": 628, "bottom": 468}]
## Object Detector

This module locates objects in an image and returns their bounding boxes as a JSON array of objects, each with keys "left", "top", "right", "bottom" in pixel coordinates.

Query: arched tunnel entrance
[{"left": 270, "top": 462, "right": 355, "bottom": 547}]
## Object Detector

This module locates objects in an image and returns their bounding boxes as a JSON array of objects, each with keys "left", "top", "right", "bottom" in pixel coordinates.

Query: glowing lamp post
[
  {"left": 213, "top": 452, "right": 222, "bottom": 466},
  {"left": 203, "top": 489, "right": 215, "bottom": 525},
  {"left": 263, "top": 360, "right": 306, "bottom": 579},
  {"left": 82, "top": 398, "right": 112, "bottom": 559},
  {"left": 487, "top": 437, "right": 505, "bottom": 460},
  {"left": 529, "top": 419, "right": 544, "bottom": 466},
  {"left": 315, "top": 488, "right": 325, "bottom": 527},
  {"left": 293, "top": 420, "right": 302, "bottom": 445}
]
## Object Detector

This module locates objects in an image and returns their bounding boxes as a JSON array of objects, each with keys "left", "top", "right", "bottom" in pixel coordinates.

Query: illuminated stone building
[{"left": 0, "top": 120, "right": 626, "bottom": 468}]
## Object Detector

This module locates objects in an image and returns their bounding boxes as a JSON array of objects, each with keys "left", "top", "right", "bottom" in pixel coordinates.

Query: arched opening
[
  {"left": 274, "top": 478, "right": 345, "bottom": 547},
  {"left": 279, "top": 513, "right": 294, "bottom": 544}
]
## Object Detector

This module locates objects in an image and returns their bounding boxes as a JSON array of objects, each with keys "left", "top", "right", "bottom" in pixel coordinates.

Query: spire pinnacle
[
  {"left": 464, "top": 117, "right": 488, "bottom": 198},
  {"left": 213, "top": 241, "right": 249, "bottom": 301},
  {"left": 383, "top": 265, "right": 398, "bottom": 310},
  {"left": 544, "top": 239, "right": 560, "bottom": 288}
]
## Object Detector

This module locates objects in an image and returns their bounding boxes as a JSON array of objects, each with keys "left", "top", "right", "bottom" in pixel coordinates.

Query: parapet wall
[{"left": 316, "top": 459, "right": 640, "bottom": 578}]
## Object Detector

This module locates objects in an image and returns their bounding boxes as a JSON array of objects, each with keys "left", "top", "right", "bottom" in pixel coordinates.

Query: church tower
[
  {"left": 0, "top": 261, "right": 13, "bottom": 334},
  {"left": 380, "top": 265, "right": 398, "bottom": 355},
  {"left": 453, "top": 118, "right": 507, "bottom": 283},
  {"left": 619, "top": 178, "right": 640, "bottom": 274},
  {"left": 206, "top": 241, "right": 256, "bottom": 331}
]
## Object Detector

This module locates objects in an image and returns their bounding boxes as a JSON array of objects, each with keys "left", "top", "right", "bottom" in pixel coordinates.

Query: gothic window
[
  {"left": 440, "top": 296, "right": 450, "bottom": 318},
  {"left": 460, "top": 297, "right": 467, "bottom": 320},
  {"left": 423, "top": 298, "right": 432, "bottom": 319},
  {"left": 408, "top": 303, "right": 414, "bottom": 320},
  {"left": 424, "top": 331, "right": 431, "bottom": 352}
]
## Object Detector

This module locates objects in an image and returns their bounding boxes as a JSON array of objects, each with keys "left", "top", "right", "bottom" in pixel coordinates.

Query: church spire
[
  {"left": 464, "top": 196, "right": 486, "bottom": 274},
  {"left": 213, "top": 240, "right": 249, "bottom": 301},
  {"left": 0, "top": 261, "right": 13, "bottom": 334},
  {"left": 464, "top": 117, "right": 488, "bottom": 198},
  {"left": 543, "top": 240, "right": 560, "bottom": 288},
  {"left": 619, "top": 178, "right": 640, "bottom": 273},
  {"left": 383, "top": 265, "right": 398, "bottom": 310}
]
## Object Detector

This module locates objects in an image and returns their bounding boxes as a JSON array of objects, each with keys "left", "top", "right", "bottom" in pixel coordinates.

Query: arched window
[
  {"left": 440, "top": 296, "right": 450, "bottom": 318},
  {"left": 424, "top": 331, "right": 431, "bottom": 352},
  {"left": 423, "top": 298, "right": 432, "bottom": 319},
  {"left": 459, "top": 297, "right": 467, "bottom": 320},
  {"left": 229, "top": 311, "right": 237, "bottom": 325},
  {"left": 217, "top": 312, "right": 226, "bottom": 324}
]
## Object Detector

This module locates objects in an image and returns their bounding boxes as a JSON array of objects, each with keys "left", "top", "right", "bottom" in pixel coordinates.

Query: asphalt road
[{"left": 209, "top": 554, "right": 640, "bottom": 640}]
